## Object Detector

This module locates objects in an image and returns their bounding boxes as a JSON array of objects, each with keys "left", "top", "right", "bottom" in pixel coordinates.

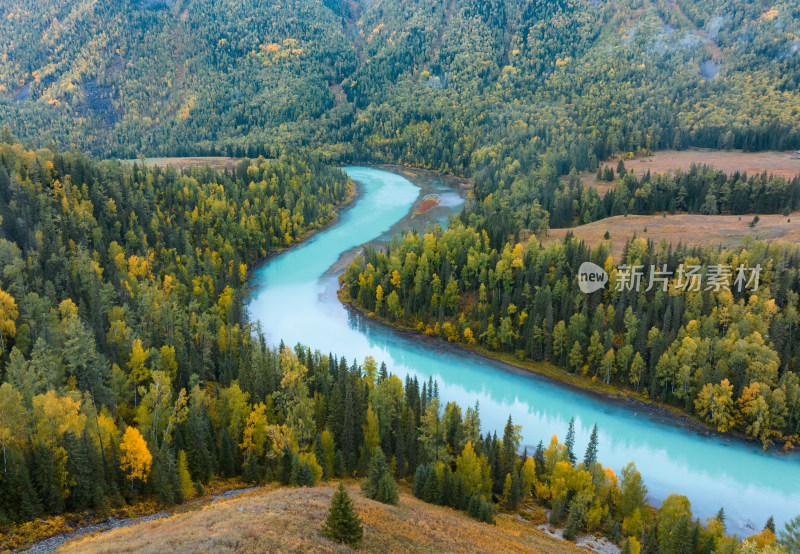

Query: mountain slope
[
  {"left": 57, "top": 484, "right": 586, "bottom": 553},
  {"left": 1, "top": 0, "right": 798, "bottom": 162}
]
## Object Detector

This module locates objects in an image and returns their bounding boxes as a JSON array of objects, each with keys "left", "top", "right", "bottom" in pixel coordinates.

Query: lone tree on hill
[
  {"left": 322, "top": 483, "right": 364, "bottom": 548},
  {"left": 362, "top": 446, "right": 398, "bottom": 505}
]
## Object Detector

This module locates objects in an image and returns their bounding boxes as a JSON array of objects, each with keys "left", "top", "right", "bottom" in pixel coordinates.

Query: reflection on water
[{"left": 248, "top": 167, "right": 800, "bottom": 537}]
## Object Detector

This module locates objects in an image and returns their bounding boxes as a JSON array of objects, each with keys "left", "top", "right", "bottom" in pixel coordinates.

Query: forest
[
  {"left": 2, "top": 0, "right": 800, "bottom": 550},
  {"left": 0, "top": 139, "right": 351, "bottom": 518},
  {"left": 343, "top": 214, "right": 800, "bottom": 447},
  {"left": 1, "top": 140, "right": 793, "bottom": 552},
  {"left": 2, "top": 0, "right": 799, "bottom": 169},
  {"left": 469, "top": 161, "right": 800, "bottom": 248}
]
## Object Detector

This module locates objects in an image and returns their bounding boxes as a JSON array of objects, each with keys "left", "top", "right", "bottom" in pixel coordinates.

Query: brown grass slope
[
  {"left": 574, "top": 149, "right": 800, "bottom": 196},
  {"left": 123, "top": 157, "right": 244, "bottom": 172},
  {"left": 546, "top": 212, "right": 800, "bottom": 258},
  {"left": 57, "top": 484, "right": 585, "bottom": 553}
]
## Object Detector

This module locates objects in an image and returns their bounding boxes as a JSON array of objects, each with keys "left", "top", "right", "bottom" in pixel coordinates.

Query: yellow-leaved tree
[
  {"left": 0, "top": 382, "right": 25, "bottom": 472},
  {"left": 0, "top": 287, "right": 18, "bottom": 353},
  {"left": 120, "top": 426, "right": 153, "bottom": 490},
  {"left": 128, "top": 339, "right": 150, "bottom": 406},
  {"left": 454, "top": 441, "right": 492, "bottom": 501}
]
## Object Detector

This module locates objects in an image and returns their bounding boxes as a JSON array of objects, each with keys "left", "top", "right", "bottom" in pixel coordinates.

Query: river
[{"left": 247, "top": 166, "right": 800, "bottom": 537}]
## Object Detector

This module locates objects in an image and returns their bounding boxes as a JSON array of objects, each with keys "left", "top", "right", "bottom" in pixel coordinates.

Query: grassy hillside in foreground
[{"left": 57, "top": 484, "right": 585, "bottom": 553}]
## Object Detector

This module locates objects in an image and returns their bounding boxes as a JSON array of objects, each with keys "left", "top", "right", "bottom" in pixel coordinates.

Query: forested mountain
[{"left": 2, "top": 0, "right": 799, "bottom": 165}]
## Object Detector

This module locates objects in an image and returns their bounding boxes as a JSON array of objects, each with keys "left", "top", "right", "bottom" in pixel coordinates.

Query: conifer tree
[
  {"left": 716, "top": 507, "right": 726, "bottom": 531},
  {"left": 583, "top": 424, "right": 598, "bottom": 468},
  {"left": 278, "top": 448, "right": 293, "bottom": 485},
  {"left": 412, "top": 464, "right": 428, "bottom": 498},
  {"left": 361, "top": 446, "right": 397, "bottom": 505},
  {"left": 500, "top": 415, "right": 520, "bottom": 478},
  {"left": 423, "top": 467, "right": 439, "bottom": 504},
  {"left": 549, "top": 495, "right": 566, "bottom": 525},
  {"left": 333, "top": 450, "right": 345, "bottom": 478},
  {"left": 299, "top": 462, "right": 315, "bottom": 487},
  {"left": 533, "top": 441, "right": 545, "bottom": 477},
  {"left": 321, "top": 483, "right": 363, "bottom": 548},
  {"left": 562, "top": 502, "right": 583, "bottom": 541},
  {"left": 565, "top": 417, "right": 576, "bottom": 465}
]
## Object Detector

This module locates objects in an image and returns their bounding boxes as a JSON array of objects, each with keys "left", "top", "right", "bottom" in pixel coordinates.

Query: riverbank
[
  {"left": 338, "top": 287, "right": 793, "bottom": 453},
  {"left": 243, "top": 176, "right": 360, "bottom": 285},
  {"left": 323, "top": 165, "right": 468, "bottom": 276},
  {"left": 247, "top": 165, "right": 799, "bottom": 533}
]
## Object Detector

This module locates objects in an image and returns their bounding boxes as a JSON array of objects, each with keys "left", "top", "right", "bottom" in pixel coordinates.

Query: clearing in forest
[
  {"left": 124, "top": 156, "right": 243, "bottom": 171},
  {"left": 546, "top": 212, "right": 800, "bottom": 259},
  {"left": 576, "top": 149, "right": 800, "bottom": 196}
]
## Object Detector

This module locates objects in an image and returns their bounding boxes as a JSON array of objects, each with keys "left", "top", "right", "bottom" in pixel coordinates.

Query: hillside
[
  {"left": 56, "top": 484, "right": 587, "bottom": 553},
  {"left": 545, "top": 212, "right": 800, "bottom": 258},
  {"left": 1, "top": 0, "right": 799, "bottom": 166}
]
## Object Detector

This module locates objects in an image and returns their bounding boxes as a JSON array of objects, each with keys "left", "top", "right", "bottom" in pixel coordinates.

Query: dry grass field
[
  {"left": 125, "top": 157, "right": 243, "bottom": 171},
  {"left": 57, "top": 484, "right": 585, "bottom": 554},
  {"left": 574, "top": 149, "right": 800, "bottom": 196},
  {"left": 546, "top": 212, "right": 800, "bottom": 258}
]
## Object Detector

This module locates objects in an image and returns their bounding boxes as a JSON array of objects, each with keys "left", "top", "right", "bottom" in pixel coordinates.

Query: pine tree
[
  {"left": 451, "top": 475, "right": 467, "bottom": 510},
  {"left": 289, "top": 454, "right": 301, "bottom": 485},
  {"left": 334, "top": 450, "right": 345, "bottom": 478},
  {"left": 668, "top": 515, "right": 691, "bottom": 553},
  {"left": 299, "top": 462, "right": 315, "bottom": 487},
  {"left": 549, "top": 495, "right": 566, "bottom": 525},
  {"left": 620, "top": 538, "right": 633, "bottom": 554},
  {"left": 361, "top": 446, "right": 398, "bottom": 505},
  {"left": 423, "top": 466, "right": 440, "bottom": 504},
  {"left": 479, "top": 496, "right": 495, "bottom": 524},
  {"left": 278, "top": 448, "right": 293, "bottom": 485},
  {"left": 510, "top": 467, "right": 523, "bottom": 511},
  {"left": 565, "top": 417, "right": 576, "bottom": 465},
  {"left": 583, "top": 424, "right": 598, "bottom": 468},
  {"left": 500, "top": 415, "right": 519, "bottom": 478},
  {"left": 321, "top": 483, "right": 363, "bottom": 548},
  {"left": 765, "top": 515, "right": 775, "bottom": 533},
  {"left": 467, "top": 494, "right": 480, "bottom": 519},
  {"left": 313, "top": 434, "right": 330, "bottom": 480},
  {"left": 533, "top": 441, "right": 545, "bottom": 477},
  {"left": 562, "top": 502, "right": 582, "bottom": 541},
  {"left": 716, "top": 507, "right": 726, "bottom": 532}
]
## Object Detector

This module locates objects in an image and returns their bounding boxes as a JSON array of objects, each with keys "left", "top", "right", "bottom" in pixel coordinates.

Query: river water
[{"left": 247, "top": 167, "right": 800, "bottom": 536}]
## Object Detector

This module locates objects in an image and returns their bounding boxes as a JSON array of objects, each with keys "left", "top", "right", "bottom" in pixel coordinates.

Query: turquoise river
[{"left": 247, "top": 167, "right": 800, "bottom": 536}]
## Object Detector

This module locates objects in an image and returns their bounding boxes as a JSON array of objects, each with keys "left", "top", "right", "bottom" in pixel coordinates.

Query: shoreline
[
  {"left": 243, "top": 176, "right": 362, "bottom": 289},
  {"left": 245, "top": 161, "right": 467, "bottom": 287},
  {"left": 244, "top": 161, "right": 796, "bottom": 453},
  {"left": 338, "top": 289, "right": 797, "bottom": 454}
]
